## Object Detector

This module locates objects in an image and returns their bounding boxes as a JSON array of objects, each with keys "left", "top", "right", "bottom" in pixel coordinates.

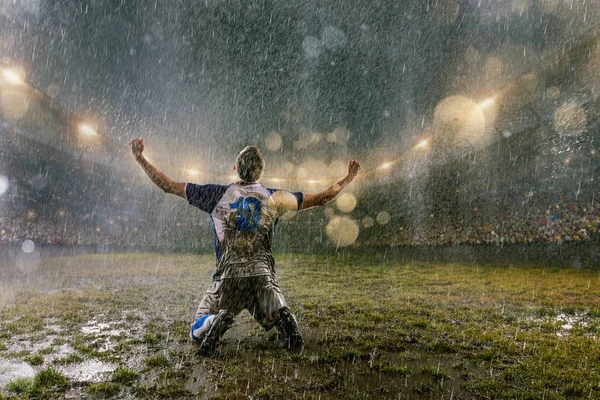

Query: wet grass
[{"left": 0, "top": 251, "right": 599, "bottom": 399}]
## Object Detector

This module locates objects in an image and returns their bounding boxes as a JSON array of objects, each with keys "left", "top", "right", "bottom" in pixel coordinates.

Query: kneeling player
[{"left": 130, "top": 139, "right": 360, "bottom": 354}]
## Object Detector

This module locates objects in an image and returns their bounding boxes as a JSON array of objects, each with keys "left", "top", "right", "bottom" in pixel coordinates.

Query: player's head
[{"left": 236, "top": 146, "right": 264, "bottom": 183}]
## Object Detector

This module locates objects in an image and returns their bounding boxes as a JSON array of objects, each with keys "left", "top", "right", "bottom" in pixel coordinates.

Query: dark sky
[{"left": 0, "top": 0, "right": 597, "bottom": 165}]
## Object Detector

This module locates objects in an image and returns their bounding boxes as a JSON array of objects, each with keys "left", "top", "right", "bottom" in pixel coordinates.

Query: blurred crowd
[
  {"left": 400, "top": 201, "right": 599, "bottom": 247},
  {"left": 1, "top": 194, "right": 598, "bottom": 249}
]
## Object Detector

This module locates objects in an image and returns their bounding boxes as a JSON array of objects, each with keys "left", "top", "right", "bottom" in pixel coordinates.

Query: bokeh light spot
[
  {"left": 336, "top": 192, "right": 357, "bottom": 213},
  {"left": 326, "top": 216, "right": 359, "bottom": 247},
  {"left": 265, "top": 131, "right": 282, "bottom": 152},
  {"left": 376, "top": 211, "right": 391, "bottom": 225},
  {"left": 302, "top": 36, "right": 322, "bottom": 59},
  {"left": 21, "top": 240, "right": 35, "bottom": 254},
  {"left": 268, "top": 191, "right": 298, "bottom": 220},
  {"left": 433, "top": 95, "right": 488, "bottom": 149},
  {"left": 362, "top": 216, "right": 374, "bottom": 228},
  {"left": 553, "top": 103, "right": 587, "bottom": 136},
  {"left": 546, "top": 86, "right": 560, "bottom": 100}
]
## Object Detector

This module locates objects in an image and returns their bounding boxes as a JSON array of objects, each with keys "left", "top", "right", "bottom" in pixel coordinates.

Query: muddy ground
[{"left": 1, "top": 251, "right": 599, "bottom": 399}]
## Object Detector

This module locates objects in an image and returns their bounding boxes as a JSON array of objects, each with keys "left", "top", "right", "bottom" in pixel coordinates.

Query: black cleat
[
  {"left": 277, "top": 307, "right": 303, "bottom": 350},
  {"left": 199, "top": 310, "right": 234, "bottom": 356}
]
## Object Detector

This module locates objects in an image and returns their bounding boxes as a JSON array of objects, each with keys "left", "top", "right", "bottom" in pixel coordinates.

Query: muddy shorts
[{"left": 194, "top": 274, "right": 287, "bottom": 330}]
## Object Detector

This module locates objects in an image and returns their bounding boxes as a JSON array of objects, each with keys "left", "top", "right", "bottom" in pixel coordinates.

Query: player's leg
[
  {"left": 248, "top": 275, "right": 303, "bottom": 350},
  {"left": 190, "top": 280, "right": 221, "bottom": 343},
  {"left": 198, "top": 309, "right": 235, "bottom": 356},
  {"left": 197, "top": 278, "right": 243, "bottom": 355}
]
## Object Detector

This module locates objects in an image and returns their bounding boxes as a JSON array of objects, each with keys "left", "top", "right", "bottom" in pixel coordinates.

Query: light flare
[
  {"left": 414, "top": 138, "right": 430, "bottom": 150},
  {"left": 79, "top": 123, "right": 97, "bottom": 136},
  {"left": 2, "top": 68, "right": 25, "bottom": 85},
  {"left": 478, "top": 97, "right": 496, "bottom": 110}
]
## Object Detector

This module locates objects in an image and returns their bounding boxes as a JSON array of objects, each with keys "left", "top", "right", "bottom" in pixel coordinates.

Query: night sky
[{"left": 0, "top": 0, "right": 598, "bottom": 167}]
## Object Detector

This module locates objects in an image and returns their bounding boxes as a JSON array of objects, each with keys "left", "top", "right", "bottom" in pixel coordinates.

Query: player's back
[
  {"left": 186, "top": 181, "right": 303, "bottom": 279},
  {"left": 213, "top": 183, "right": 277, "bottom": 275}
]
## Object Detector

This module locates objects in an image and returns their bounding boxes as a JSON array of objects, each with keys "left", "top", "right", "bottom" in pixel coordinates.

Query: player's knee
[{"left": 190, "top": 314, "right": 216, "bottom": 342}]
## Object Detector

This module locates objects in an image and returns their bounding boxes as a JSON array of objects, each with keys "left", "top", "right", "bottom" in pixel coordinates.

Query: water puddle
[
  {"left": 524, "top": 311, "right": 596, "bottom": 338},
  {"left": 0, "top": 358, "right": 36, "bottom": 387},
  {"left": 185, "top": 363, "right": 210, "bottom": 398},
  {"left": 80, "top": 319, "right": 125, "bottom": 337},
  {"left": 58, "top": 359, "right": 116, "bottom": 383}
]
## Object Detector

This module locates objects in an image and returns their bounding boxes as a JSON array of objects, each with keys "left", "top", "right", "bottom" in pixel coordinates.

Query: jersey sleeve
[
  {"left": 291, "top": 191, "right": 304, "bottom": 209},
  {"left": 185, "top": 183, "right": 228, "bottom": 213}
]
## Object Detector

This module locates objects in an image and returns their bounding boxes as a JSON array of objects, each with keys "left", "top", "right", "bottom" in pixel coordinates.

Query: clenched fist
[{"left": 129, "top": 138, "right": 144, "bottom": 160}]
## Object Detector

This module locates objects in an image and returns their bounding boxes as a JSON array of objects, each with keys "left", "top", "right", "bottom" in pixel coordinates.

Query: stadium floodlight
[
  {"left": 414, "top": 138, "right": 430, "bottom": 150},
  {"left": 187, "top": 169, "right": 201, "bottom": 176},
  {"left": 2, "top": 68, "right": 25, "bottom": 86},
  {"left": 79, "top": 123, "right": 97, "bottom": 136},
  {"left": 307, "top": 180, "right": 322, "bottom": 185},
  {"left": 378, "top": 162, "right": 393, "bottom": 170},
  {"left": 478, "top": 97, "right": 496, "bottom": 110}
]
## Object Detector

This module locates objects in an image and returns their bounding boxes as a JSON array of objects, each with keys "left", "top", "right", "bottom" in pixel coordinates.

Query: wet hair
[{"left": 236, "top": 146, "right": 264, "bottom": 183}]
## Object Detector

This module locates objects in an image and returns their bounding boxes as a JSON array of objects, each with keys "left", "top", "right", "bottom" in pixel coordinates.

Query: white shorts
[{"left": 195, "top": 274, "right": 287, "bottom": 330}]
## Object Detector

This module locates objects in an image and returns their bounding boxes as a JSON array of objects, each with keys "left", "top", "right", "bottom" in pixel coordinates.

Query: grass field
[{"left": 0, "top": 250, "right": 599, "bottom": 399}]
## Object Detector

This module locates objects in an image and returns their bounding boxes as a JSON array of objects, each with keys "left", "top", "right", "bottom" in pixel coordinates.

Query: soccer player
[{"left": 129, "top": 138, "right": 360, "bottom": 354}]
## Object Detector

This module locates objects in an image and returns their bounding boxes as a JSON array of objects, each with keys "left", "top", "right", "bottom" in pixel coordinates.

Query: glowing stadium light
[
  {"left": 2, "top": 68, "right": 25, "bottom": 86},
  {"left": 307, "top": 179, "right": 322, "bottom": 185},
  {"left": 478, "top": 96, "right": 496, "bottom": 110},
  {"left": 269, "top": 177, "right": 284, "bottom": 183},
  {"left": 79, "top": 123, "right": 97, "bottom": 136},
  {"left": 187, "top": 169, "right": 201, "bottom": 176},
  {"left": 414, "top": 138, "right": 430, "bottom": 150},
  {"left": 378, "top": 162, "right": 393, "bottom": 170}
]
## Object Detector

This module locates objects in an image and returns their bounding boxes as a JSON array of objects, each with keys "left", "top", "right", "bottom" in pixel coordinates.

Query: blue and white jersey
[{"left": 185, "top": 182, "right": 304, "bottom": 280}]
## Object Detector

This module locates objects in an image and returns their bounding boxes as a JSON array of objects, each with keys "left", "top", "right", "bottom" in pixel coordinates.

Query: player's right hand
[
  {"left": 129, "top": 138, "right": 144, "bottom": 159},
  {"left": 348, "top": 160, "right": 361, "bottom": 178}
]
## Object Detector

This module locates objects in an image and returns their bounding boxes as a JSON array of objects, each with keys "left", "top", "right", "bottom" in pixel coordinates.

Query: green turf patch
[{"left": 0, "top": 252, "right": 599, "bottom": 399}]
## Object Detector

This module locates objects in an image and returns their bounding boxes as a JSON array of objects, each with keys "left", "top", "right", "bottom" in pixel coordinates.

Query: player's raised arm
[
  {"left": 300, "top": 160, "right": 361, "bottom": 210},
  {"left": 129, "top": 138, "right": 186, "bottom": 199}
]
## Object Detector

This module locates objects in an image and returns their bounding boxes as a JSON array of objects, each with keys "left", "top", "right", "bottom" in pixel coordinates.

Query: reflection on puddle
[
  {"left": 58, "top": 360, "right": 116, "bottom": 383},
  {"left": 81, "top": 319, "right": 125, "bottom": 336},
  {"left": 525, "top": 311, "right": 596, "bottom": 338},
  {"left": 0, "top": 359, "right": 35, "bottom": 387},
  {"left": 185, "top": 364, "right": 210, "bottom": 398}
]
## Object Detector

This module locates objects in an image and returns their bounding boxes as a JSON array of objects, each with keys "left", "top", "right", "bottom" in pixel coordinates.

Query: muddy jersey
[{"left": 185, "top": 182, "right": 303, "bottom": 280}]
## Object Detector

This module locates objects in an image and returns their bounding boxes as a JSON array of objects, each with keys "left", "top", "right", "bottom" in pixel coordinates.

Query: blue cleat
[{"left": 190, "top": 314, "right": 216, "bottom": 343}]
